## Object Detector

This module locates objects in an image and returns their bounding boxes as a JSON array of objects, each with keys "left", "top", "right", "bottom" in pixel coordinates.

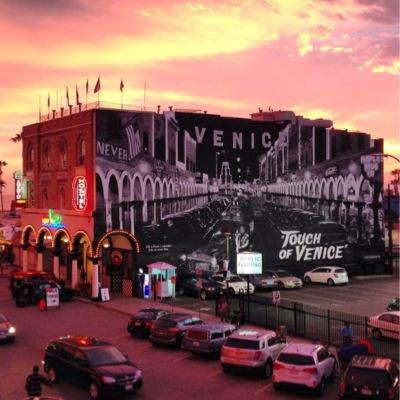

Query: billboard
[{"left": 94, "top": 109, "right": 384, "bottom": 274}]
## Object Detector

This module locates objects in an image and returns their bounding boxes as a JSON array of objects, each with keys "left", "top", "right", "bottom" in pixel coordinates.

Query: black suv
[
  {"left": 43, "top": 336, "right": 143, "bottom": 399},
  {"left": 339, "top": 355, "right": 399, "bottom": 399},
  {"left": 149, "top": 313, "right": 203, "bottom": 349},
  {"left": 127, "top": 308, "right": 170, "bottom": 338},
  {"left": 177, "top": 275, "right": 221, "bottom": 300}
]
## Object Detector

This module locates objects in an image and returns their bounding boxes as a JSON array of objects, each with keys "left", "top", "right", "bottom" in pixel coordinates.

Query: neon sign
[
  {"left": 13, "top": 170, "right": 27, "bottom": 208},
  {"left": 72, "top": 176, "right": 87, "bottom": 211},
  {"left": 42, "top": 209, "right": 65, "bottom": 229}
]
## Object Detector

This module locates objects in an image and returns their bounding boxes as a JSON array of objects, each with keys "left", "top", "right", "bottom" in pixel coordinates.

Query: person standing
[
  {"left": 341, "top": 321, "right": 354, "bottom": 344},
  {"left": 25, "top": 365, "right": 50, "bottom": 397},
  {"left": 218, "top": 296, "right": 229, "bottom": 322}
]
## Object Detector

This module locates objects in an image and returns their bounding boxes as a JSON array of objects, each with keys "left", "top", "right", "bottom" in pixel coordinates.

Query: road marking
[
  {"left": 108, "top": 333, "right": 129, "bottom": 341},
  {"left": 206, "top": 369, "right": 222, "bottom": 378},
  {"left": 254, "top": 382, "right": 273, "bottom": 396},
  {"left": 172, "top": 354, "right": 192, "bottom": 363}
]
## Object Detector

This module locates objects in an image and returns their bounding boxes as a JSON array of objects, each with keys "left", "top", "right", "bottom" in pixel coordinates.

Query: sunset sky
[{"left": 0, "top": 0, "right": 398, "bottom": 199}]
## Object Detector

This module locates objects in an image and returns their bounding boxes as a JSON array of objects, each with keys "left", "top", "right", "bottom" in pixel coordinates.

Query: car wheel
[
  {"left": 200, "top": 290, "right": 207, "bottom": 301},
  {"left": 263, "top": 359, "right": 273, "bottom": 378},
  {"left": 278, "top": 282, "right": 284, "bottom": 290},
  {"left": 221, "top": 363, "right": 231, "bottom": 373},
  {"left": 273, "top": 382, "right": 281, "bottom": 391},
  {"left": 327, "top": 278, "right": 335, "bottom": 286},
  {"left": 304, "top": 276, "right": 311, "bottom": 284},
  {"left": 47, "top": 366, "right": 58, "bottom": 384},
  {"left": 89, "top": 381, "right": 100, "bottom": 399},
  {"left": 151, "top": 340, "right": 160, "bottom": 347},
  {"left": 372, "top": 328, "right": 382, "bottom": 340},
  {"left": 316, "top": 377, "right": 325, "bottom": 396}
]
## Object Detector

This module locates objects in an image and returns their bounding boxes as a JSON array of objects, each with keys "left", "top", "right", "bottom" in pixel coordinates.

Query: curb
[
  {"left": 73, "top": 296, "right": 133, "bottom": 317},
  {"left": 353, "top": 274, "right": 393, "bottom": 280}
]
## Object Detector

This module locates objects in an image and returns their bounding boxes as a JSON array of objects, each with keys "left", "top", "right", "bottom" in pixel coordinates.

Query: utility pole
[{"left": 387, "top": 184, "right": 393, "bottom": 271}]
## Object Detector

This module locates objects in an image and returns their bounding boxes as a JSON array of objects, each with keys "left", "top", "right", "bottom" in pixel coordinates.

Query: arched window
[
  {"left": 43, "top": 142, "right": 51, "bottom": 169},
  {"left": 59, "top": 186, "right": 65, "bottom": 209},
  {"left": 42, "top": 187, "right": 48, "bottom": 209},
  {"left": 27, "top": 144, "right": 34, "bottom": 170},
  {"left": 60, "top": 139, "right": 67, "bottom": 169},
  {"left": 78, "top": 138, "right": 86, "bottom": 166}
]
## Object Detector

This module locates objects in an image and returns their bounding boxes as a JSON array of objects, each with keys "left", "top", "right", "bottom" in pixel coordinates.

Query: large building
[{"left": 19, "top": 104, "right": 385, "bottom": 298}]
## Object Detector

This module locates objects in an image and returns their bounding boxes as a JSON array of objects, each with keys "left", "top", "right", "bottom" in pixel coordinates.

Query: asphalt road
[{"left": 0, "top": 277, "right": 340, "bottom": 400}]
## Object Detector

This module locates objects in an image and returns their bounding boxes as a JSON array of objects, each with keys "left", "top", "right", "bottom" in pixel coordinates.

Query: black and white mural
[{"left": 94, "top": 109, "right": 385, "bottom": 274}]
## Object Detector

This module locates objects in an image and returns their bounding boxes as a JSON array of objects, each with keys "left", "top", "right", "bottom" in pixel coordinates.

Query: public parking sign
[
  {"left": 46, "top": 287, "right": 59, "bottom": 308},
  {"left": 272, "top": 290, "right": 281, "bottom": 305}
]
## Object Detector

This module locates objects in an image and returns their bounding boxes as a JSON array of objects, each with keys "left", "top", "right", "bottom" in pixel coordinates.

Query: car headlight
[
  {"left": 8, "top": 326, "right": 16, "bottom": 334},
  {"left": 101, "top": 376, "right": 116, "bottom": 384}
]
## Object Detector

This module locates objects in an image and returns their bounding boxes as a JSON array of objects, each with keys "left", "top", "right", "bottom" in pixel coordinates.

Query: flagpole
[
  {"left": 56, "top": 89, "right": 58, "bottom": 111},
  {"left": 143, "top": 80, "right": 146, "bottom": 111},
  {"left": 39, "top": 95, "right": 41, "bottom": 122}
]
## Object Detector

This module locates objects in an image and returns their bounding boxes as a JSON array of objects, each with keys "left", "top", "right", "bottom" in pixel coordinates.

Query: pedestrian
[
  {"left": 25, "top": 365, "right": 50, "bottom": 397},
  {"left": 341, "top": 321, "right": 354, "bottom": 345},
  {"left": 218, "top": 296, "right": 229, "bottom": 322}
]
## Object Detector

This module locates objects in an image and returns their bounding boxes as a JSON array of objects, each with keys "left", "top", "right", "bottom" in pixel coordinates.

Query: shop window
[
  {"left": 78, "top": 138, "right": 86, "bottom": 166},
  {"left": 60, "top": 140, "right": 67, "bottom": 169}
]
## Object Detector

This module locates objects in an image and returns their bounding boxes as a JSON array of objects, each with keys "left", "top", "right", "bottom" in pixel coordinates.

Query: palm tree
[
  {"left": 10, "top": 133, "right": 22, "bottom": 143},
  {"left": 0, "top": 161, "right": 7, "bottom": 213}
]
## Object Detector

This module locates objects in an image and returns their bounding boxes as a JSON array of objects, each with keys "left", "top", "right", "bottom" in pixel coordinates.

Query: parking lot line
[
  {"left": 206, "top": 369, "right": 222, "bottom": 378},
  {"left": 172, "top": 354, "right": 192, "bottom": 363},
  {"left": 254, "top": 382, "right": 273, "bottom": 396},
  {"left": 108, "top": 333, "right": 130, "bottom": 340}
]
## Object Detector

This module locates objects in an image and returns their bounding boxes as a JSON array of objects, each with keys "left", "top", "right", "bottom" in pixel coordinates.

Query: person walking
[
  {"left": 341, "top": 321, "right": 354, "bottom": 345},
  {"left": 25, "top": 365, "right": 50, "bottom": 397},
  {"left": 218, "top": 296, "right": 229, "bottom": 322}
]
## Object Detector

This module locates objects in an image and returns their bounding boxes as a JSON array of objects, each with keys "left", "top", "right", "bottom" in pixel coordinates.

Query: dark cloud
[
  {"left": 355, "top": 0, "right": 399, "bottom": 24},
  {"left": 0, "top": 0, "right": 88, "bottom": 15},
  {"left": 379, "top": 37, "right": 399, "bottom": 60}
]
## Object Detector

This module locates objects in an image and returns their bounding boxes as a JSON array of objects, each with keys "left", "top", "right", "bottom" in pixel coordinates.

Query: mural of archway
[
  {"left": 144, "top": 177, "right": 154, "bottom": 224},
  {"left": 121, "top": 174, "right": 131, "bottom": 232},
  {"left": 94, "top": 173, "right": 107, "bottom": 236},
  {"left": 108, "top": 174, "right": 120, "bottom": 230}
]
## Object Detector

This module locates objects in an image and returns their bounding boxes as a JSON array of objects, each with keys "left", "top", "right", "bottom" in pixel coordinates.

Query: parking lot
[{"left": 0, "top": 276, "right": 341, "bottom": 400}]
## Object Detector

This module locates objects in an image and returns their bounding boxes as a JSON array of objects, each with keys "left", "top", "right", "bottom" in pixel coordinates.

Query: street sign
[
  {"left": 46, "top": 287, "right": 59, "bottom": 309},
  {"left": 171, "top": 275, "right": 176, "bottom": 285},
  {"left": 272, "top": 290, "right": 281, "bottom": 305},
  {"left": 100, "top": 288, "right": 110, "bottom": 302}
]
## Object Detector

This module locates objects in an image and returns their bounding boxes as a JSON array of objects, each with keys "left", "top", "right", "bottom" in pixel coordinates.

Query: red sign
[
  {"left": 171, "top": 276, "right": 176, "bottom": 284},
  {"left": 72, "top": 176, "right": 87, "bottom": 211}
]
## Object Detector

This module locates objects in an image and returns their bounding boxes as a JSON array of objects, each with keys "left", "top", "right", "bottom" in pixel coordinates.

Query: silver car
[
  {"left": 244, "top": 273, "right": 278, "bottom": 290},
  {"left": 266, "top": 270, "right": 303, "bottom": 289},
  {"left": 0, "top": 313, "right": 16, "bottom": 342}
]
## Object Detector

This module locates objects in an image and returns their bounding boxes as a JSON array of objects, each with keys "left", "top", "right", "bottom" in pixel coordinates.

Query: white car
[
  {"left": 304, "top": 267, "right": 348, "bottom": 286},
  {"left": 212, "top": 274, "right": 255, "bottom": 295},
  {"left": 0, "top": 313, "right": 16, "bottom": 343},
  {"left": 221, "top": 329, "right": 287, "bottom": 377},
  {"left": 273, "top": 343, "right": 337, "bottom": 395},
  {"left": 266, "top": 270, "right": 303, "bottom": 289},
  {"left": 368, "top": 311, "right": 399, "bottom": 340}
]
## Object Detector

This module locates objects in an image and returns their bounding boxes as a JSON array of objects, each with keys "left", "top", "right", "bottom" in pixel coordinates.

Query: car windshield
[
  {"left": 278, "top": 353, "right": 315, "bottom": 366},
  {"left": 0, "top": 314, "right": 7, "bottom": 323},
  {"left": 229, "top": 276, "right": 244, "bottom": 283},
  {"left": 276, "top": 271, "right": 292, "bottom": 277},
  {"left": 85, "top": 346, "right": 127, "bottom": 367},
  {"left": 225, "top": 338, "right": 260, "bottom": 350},
  {"left": 346, "top": 367, "right": 391, "bottom": 388},
  {"left": 136, "top": 311, "right": 155, "bottom": 319}
]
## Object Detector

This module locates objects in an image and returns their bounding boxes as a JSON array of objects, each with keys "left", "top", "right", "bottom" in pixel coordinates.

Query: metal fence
[{"left": 228, "top": 293, "right": 398, "bottom": 361}]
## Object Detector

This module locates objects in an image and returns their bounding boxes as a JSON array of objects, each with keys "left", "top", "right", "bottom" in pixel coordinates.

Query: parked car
[
  {"left": 304, "top": 267, "right": 349, "bottom": 286},
  {"left": 211, "top": 274, "right": 255, "bottom": 295},
  {"left": 339, "top": 355, "right": 399, "bottom": 399},
  {"left": 127, "top": 308, "right": 170, "bottom": 338},
  {"left": 220, "top": 328, "right": 286, "bottom": 377},
  {"left": 387, "top": 297, "right": 400, "bottom": 311},
  {"left": 43, "top": 336, "right": 143, "bottom": 399},
  {"left": 244, "top": 273, "right": 278, "bottom": 291},
  {"left": 368, "top": 311, "right": 399, "bottom": 340},
  {"left": 182, "top": 323, "right": 236, "bottom": 356},
  {"left": 266, "top": 270, "right": 303, "bottom": 290},
  {"left": 177, "top": 275, "right": 222, "bottom": 300},
  {"left": 25, "top": 397, "right": 64, "bottom": 400},
  {"left": 272, "top": 343, "right": 338, "bottom": 396},
  {"left": 0, "top": 312, "right": 16, "bottom": 343},
  {"left": 149, "top": 313, "right": 203, "bottom": 349}
]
